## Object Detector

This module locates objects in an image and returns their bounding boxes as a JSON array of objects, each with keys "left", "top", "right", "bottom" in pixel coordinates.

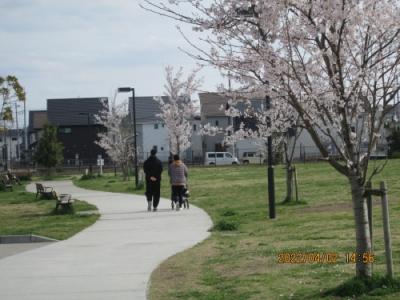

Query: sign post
[{"left": 97, "top": 155, "right": 104, "bottom": 175}]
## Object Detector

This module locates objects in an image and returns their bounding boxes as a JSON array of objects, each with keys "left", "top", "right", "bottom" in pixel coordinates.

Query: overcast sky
[{"left": 0, "top": 0, "right": 223, "bottom": 116}]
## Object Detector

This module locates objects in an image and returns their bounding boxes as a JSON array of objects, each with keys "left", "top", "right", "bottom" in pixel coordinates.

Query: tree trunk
[
  {"left": 283, "top": 165, "right": 293, "bottom": 203},
  {"left": 349, "top": 175, "right": 372, "bottom": 278},
  {"left": 121, "top": 163, "right": 129, "bottom": 181},
  {"left": 176, "top": 136, "right": 180, "bottom": 156}
]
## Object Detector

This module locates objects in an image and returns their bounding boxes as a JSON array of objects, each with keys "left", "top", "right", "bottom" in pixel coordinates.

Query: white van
[
  {"left": 204, "top": 152, "right": 240, "bottom": 165},
  {"left": 241, "top": 151, "right": 266, "bottom": 164}
]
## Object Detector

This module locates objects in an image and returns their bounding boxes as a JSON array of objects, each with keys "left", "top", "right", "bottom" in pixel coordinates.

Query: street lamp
[
  {"left": 265, "top": 95, "right": 276, "bottom": 219},
  {"left": 117, "top": 87, "right": 138, "bottom": 189}
]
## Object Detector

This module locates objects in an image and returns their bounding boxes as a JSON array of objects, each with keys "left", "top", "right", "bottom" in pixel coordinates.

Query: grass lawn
[
  {"left": 74, "top": 160, "right": 400, "bottom": 299},
  {"left": 0, "top": 183, "right": 99, "bottom": 240}
]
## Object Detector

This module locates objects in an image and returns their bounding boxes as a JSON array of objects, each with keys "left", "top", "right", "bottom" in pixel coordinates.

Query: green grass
[
  {"left": 74, "top": 160, "right": 400, "bottom": 299},
  {"left": 0, "top": 183, "right": 99, "bottom": 240}
]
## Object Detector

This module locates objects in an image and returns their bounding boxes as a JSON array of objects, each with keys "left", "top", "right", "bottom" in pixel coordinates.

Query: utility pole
[
  {"left": 24, "top": 98, "right": 27, "bottom": 162},
  {"left": 15, "top": 103, "right": 20, "bottom": 161}
]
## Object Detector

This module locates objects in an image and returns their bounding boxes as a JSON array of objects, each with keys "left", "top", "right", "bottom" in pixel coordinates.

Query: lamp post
[
  {"left": 117, "top": 87, "right": 138, "bottom": 189},
  {"left": 266, "top": 95, "right": 276, "bottom": 219}
]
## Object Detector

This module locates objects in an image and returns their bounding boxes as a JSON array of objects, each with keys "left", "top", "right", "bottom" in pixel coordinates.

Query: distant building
[
  {"left": 0, "top": 129, "right": 24, "bottom": 168},
  {"left": 46, "top": 97, "right": 108, "bottom": 165},
  {"left": 28, "top": 110, "right": 47, "bottom": 150},
  {"left": 129, "top": 96, "right": 202, "bottom": 162},
  {"left": 199, "top": 92, "right": 265, "bottom": 159}
]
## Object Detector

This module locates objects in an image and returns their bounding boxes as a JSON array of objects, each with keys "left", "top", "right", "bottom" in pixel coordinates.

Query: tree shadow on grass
[
  {"left": 323, "top": 275, "right": 400, "bottom": 299},
  {"left": 271, "top": 275, "right": 400, "bottom": 300}
]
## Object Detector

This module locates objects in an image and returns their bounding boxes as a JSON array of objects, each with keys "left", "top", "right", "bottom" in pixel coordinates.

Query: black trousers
[
  {"left": 146, "top": 181, "right": 160, "bottom": 208},
  {"left": 171, "top": 185, "right": 184, "bottom": 207}
]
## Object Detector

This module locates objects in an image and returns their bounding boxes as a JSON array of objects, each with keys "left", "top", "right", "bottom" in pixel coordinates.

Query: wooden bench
[
  {"left": 55, "top": 194, "right": 74, "bottom": 211},
  {"left": 35, "top": 183, "right": 56, "bottom": 199}
]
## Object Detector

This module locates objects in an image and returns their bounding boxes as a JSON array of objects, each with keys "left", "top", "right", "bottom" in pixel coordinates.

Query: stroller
[{"left": 171, "top": 186, "right": 190, "bottom": 210}]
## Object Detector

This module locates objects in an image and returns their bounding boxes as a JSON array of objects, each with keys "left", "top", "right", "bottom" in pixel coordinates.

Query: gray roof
[
  {"left": 199, "top": 93, "right": 227, "bottom": 117},
  {"left": 199, "top": 92, "right": 264, "bottom": 117},
  {"left": 129, "top": 96, "right": 167, "bottom": 124},
  {"left": 47, "top": 97, "right": 108, "bottom": 126}
]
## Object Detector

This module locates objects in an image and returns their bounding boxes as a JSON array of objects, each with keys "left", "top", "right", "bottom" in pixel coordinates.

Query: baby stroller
[{"left": 171, "top": 186, "right": 190, "bottom": 210}]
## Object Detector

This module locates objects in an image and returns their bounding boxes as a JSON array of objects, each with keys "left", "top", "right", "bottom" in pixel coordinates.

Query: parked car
[
  {"left": 204, "top": 152, "right": 240, "bottom": 165},
  {"left": 241, "top": 151, "right": 266, "bottom": 164}
]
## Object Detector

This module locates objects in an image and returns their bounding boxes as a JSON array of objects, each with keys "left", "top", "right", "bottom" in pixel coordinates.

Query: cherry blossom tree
[
  {"left": 143, "top": 0, "right": 400, "bottom": 278},
  {"left": 155, "top": 66, "right": 201, "bottom": 156},
  {"left": 95, "top": 97, "right": 134, "bottom": 181},
  {"left": 217, "top": 95, "right": 302, "bottom": 203}
]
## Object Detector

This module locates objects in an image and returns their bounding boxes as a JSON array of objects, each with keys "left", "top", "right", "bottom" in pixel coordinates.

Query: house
[
  {"left": 129, "top": 96, "right": 202, "bottom": 163},
  {"left": 0, "top": 129, "right": 24, "bottom": 168},
  {"left": 199, "top": 92, "right": 265, "bottom": 159},
  {"left": 200, "top": 91, "right": 397, "bottom": 161},
  {"left": 46, "top": 97, "right": 108, "bottom": 165},
  {"left": 28, "top": 110, "right": 47, "bottom": 150},
  {"left": 199, "top": 92, "right": 234, "bottom": 154}
]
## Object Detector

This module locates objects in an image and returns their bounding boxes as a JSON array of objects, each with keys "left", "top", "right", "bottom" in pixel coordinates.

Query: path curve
[{"left": 0, "top": 181, "right": 212, "bottom": 300}]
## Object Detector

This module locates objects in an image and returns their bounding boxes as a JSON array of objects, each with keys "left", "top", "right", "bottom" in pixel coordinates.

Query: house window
[
  {"left": 161, "top": 147, "right": 164, "bottom": 151},
  {"left": 215, "top": 120, "right": 219, "bottom": 126},
  {"left": 12, "top": 137, "right": 17, "bottom": 141},
  {"left": 60, "top": 127, "right": 72, "bottom": 134},
  {"left": 154, "top": 124, "right": 159, "bottom": 129},
  {"left": 162, "top": 124, "right": 165, "bottom": 128},
  {"left": 193, "top": 124, "right": 197, "bottom": 131},
  {"left": 153, "top": 145, "right": 158, "bottom": 152}
]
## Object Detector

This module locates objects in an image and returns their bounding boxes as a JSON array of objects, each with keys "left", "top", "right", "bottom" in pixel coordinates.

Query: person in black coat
[{"left": 143, "top": 149, "right": 163, "bottom": 211}]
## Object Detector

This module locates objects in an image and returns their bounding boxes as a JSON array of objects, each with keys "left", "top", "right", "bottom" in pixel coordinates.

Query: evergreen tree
[
  {"left": 387, "top": 128, "right": 400, "bottom": 157},
  {"left": 33, "top": 124, "right": 63, "bottom": 174}
]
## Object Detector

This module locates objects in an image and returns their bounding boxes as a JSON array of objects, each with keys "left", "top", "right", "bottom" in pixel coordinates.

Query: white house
[
  {"left": 0, "top": 129, "right": 24, "bottom": 167},
  {"left": 130, "top": 96, "right": 203, "bottom": 163}
]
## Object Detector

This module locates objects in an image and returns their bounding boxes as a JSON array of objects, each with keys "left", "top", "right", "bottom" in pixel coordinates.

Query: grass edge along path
[
  {"left": 74, "top": 161, "right": 400, "bottom": 299},
  {"left": 0, "top": 182, "right": 99, "bottom": 241}
]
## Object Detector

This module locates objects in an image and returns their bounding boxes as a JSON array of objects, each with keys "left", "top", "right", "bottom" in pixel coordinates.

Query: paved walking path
[{"left": 0, "top": 181, "right": 212, "bottom": 300}]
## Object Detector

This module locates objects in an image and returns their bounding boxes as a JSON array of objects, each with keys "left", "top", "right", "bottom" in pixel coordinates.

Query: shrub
[
  {"left": 220, "top": 209, "right": 236, "bottom": 217},
  {"left": 212, "top": 219, "right": 239, "bottom": 231},
  {"left": 390, "top": 151, "right": 400, "bottom": 159}
]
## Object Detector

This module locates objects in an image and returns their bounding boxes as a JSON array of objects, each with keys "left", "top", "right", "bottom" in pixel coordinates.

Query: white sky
[{"left": 0, "top": 0, "right": 223, "bottom": 115}]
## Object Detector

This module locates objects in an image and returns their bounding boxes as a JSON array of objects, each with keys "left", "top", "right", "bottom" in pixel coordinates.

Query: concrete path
[{"left": 0, "top": 181, "right": 212, "bottom": 300}]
